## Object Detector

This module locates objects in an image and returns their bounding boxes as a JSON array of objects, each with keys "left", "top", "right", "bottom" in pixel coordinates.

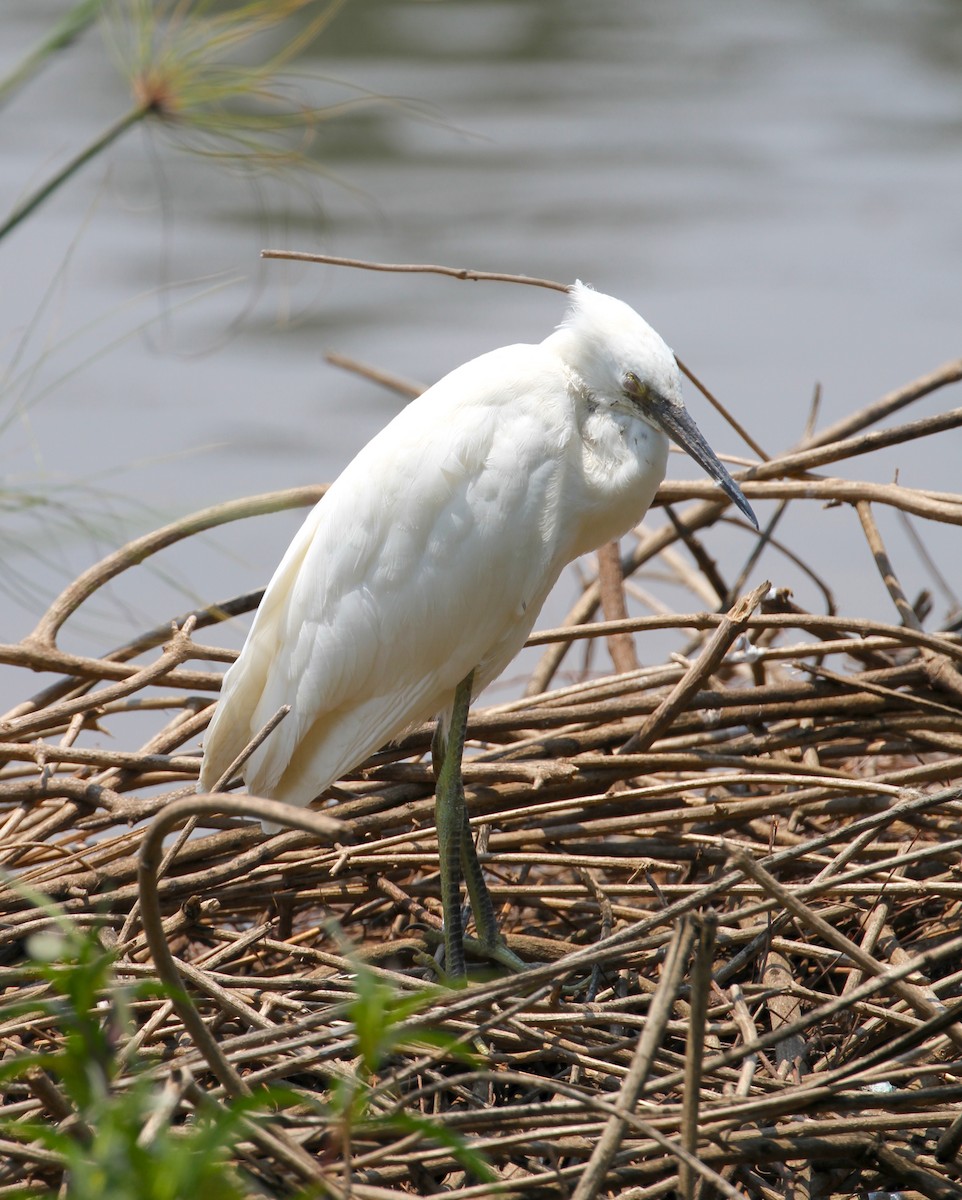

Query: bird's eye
[{"left": 624, "top": 372, "right": 652, "bottom": 406}]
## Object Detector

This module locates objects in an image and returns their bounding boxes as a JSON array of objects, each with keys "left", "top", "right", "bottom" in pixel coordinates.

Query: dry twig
[{"left": 0, "top": 331, "right": 961, "bottom": 1197}]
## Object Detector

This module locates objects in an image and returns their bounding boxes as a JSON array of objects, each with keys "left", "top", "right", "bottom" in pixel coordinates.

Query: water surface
[{"left": 2, "top": 0, "right": 960, "bottom": 709}]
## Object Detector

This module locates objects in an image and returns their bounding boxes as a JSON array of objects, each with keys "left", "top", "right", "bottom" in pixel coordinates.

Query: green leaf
[{"left": 384, "top": 1111, "right": 496, "bottom": 1184}]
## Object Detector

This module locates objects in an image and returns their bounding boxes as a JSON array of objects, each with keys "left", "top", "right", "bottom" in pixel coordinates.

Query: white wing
[{"left": 201, "top": 343, "right": 581, "bottom": 809}]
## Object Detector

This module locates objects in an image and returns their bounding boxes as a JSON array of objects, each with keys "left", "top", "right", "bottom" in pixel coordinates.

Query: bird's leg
[
  {"left": 433, "top": 672, "right": 526, "bottom": 978},
  {"left": 459, "top": 811, "right": 527, "bottom": 972},
  {"left": 432, "top": 672, "right": 473, "bottom": 981}
]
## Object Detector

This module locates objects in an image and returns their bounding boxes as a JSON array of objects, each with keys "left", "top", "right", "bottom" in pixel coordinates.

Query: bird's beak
[{"left": 651, "top": 397, "right": 758, "bottom": 529}]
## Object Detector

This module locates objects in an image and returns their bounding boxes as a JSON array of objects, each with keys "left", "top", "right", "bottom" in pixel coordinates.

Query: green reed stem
[
  {"left": 0, "top": 104, "right": 149, "bottom": 243},
  {"left": 0, "top": 0, "right": 105, "bottom": 106}
]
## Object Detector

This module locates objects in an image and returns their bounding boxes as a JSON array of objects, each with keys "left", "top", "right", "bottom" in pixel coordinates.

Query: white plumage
[{"left": 200, "top": 283, "right": 754, "bottom": 974}]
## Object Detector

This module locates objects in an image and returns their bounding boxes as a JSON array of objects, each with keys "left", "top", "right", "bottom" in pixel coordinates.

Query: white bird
[{"left": 199, "top": 283, "right": 756, "bottom": 977}]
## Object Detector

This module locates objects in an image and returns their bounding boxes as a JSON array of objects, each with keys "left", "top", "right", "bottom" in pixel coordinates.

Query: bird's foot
[
  {"left": 481, "top": 938, "right": 528, "bottom": 974},
  {"left": 426, "top": 930, "right": 528, "bottom": 983}
]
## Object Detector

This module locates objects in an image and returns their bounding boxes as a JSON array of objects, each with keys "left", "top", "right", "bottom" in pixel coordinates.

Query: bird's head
[{"left": 549, "top": 282, "right": 757, "bottom": 528}]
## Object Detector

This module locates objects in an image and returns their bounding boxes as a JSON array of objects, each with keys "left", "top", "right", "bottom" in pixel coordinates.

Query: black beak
[{"left": 653, "top": 400, "right": 758, "bottom": 529}]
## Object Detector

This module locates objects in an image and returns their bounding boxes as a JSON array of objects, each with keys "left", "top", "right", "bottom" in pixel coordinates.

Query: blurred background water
[{"left": 2, "top": 0, "right": 961, "bottom": 710}]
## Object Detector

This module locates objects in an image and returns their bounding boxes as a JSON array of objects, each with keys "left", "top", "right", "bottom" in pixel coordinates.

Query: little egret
[{"left": 200, "top": 283, "right": 756, "bottom": 977}]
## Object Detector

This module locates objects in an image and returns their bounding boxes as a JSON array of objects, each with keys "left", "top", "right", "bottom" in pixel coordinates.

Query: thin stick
[
  {"left": 675, "top": 355, "right": 769, "bottom": 462},
  {"left": 897, "top": 507, "right": 960, "bottom": 611},
  {"left": 209, "top": 705, "right": 292, "bottom": 794},
  {"left": 134, "top": 797, "right": 345, "bottom": 1191},
  {"left": 571, "top": 917, "right": 696, "bottom": 1200},
  {"left": 747, "top": 405, "right": 962, "bottom": 482},
  {"left": 856, "top": 499, "right": 923, "bottom": 631},
  {"left": 118, "top": 705, "right": 293, "bottom": 945},
  {"left": 26, "top": 486, "right": 325, "bottom": 650},
  {"left": 2, "top": 619, "right": 202, "bottom": 740},
  {"left": 526, "top": 608, "right": 962, "bottom": 660},
  {"left": 526, "top": 408, "right": 962, "bottom": 692},
  {"left": 263, "top": 251, "right": 766, "bottom": 456},
  {"left": 597, "top": 542, "right": 641, "bottom": 673},
  {"left": 137, "top": 793, "right": 344, "bottom": 1096},
  {"left": 646, "top": 932, "right": 962, "bottom": 1108},
  {"left": 324, "top": 351, "right": 423, "bottom": 399},
  {"left": 803, "top": 355, "right": 962, "bottom": 449},
  {"left": 260, "top": 249, "right": 570, "bottom": 293},
  {"left": 728, "top": 845, "right": 962, "bottom": 1054},
  {"left": 619, "top": 580, "right": 769, "bottom": 754},
  {"left": 679, "top": 912, "right": 717, "bottom": 1200},
  {"left": 857, "top": 498, "right": 962, "bottom": 702}
]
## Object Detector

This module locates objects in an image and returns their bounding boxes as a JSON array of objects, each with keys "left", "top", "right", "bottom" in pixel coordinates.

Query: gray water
[{"left": 2, "top": 0, "right": 961, "bottom": 711}]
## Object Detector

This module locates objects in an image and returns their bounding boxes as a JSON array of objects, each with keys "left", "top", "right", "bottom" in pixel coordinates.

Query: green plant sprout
[
  {"left": 0, "top": 894, "right": 492, "bottom": 1197},
  {"left": 0, "top": 893, "right": 274, "bottom": 1200},
  {"left": 322, "top": 957, "right": 495, "bottom": 1190}
]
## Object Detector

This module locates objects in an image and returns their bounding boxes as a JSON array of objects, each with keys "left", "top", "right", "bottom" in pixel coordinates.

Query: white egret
[{"left": 199, "top": 283, "right": 756, "bottom": 977}]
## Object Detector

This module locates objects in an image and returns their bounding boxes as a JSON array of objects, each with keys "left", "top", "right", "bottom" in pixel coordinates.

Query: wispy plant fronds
[
  {"left": 104, "top": 0, "right": 353, "bottom": 163},
  {"left": 0, "top": 0, "right": 355, "bottom": 241}
]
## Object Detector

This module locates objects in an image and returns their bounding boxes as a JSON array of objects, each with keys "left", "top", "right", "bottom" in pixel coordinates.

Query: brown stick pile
[{"left": 1, "top": 353, "right": 962, "bottom": 1198}]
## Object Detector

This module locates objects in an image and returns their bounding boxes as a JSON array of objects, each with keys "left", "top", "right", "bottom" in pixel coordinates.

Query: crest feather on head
[{"left": 547, "top": 281, "right": 681, "bottom": 404}]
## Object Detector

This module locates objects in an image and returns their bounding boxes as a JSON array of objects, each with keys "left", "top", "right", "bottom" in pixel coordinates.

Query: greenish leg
[
  {"left": 459, "top": 811, "right": 527, "bottom": 972},
  {"left": 432, "top": 671, "right": 527, "bottom": 978},
  {"left": 433, "top": 672, "right": 474, "bottom": 980}
]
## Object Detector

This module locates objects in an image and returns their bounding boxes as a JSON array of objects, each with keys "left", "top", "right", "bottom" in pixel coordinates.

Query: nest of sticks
[{"left": 1, "top": 350, "right": 962, "bottom": 1199}]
